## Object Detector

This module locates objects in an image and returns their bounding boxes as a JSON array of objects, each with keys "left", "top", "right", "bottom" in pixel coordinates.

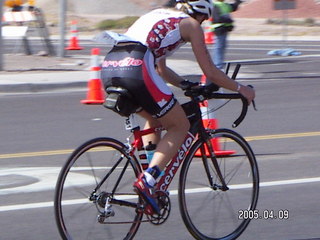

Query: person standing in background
[{"left": 211, "top": 0, "right": 242, "bottom": 70}]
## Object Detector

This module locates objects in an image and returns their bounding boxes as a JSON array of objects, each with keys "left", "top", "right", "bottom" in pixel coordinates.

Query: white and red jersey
[
  {"left": 101, "top": 9, "right": 191, "bottom": 118},
  {"left": 125, "top": 9, "right": 189, "bottom": 61}
]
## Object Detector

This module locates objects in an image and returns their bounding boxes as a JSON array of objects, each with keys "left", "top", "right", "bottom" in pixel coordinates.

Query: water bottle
[{"left": 145, "top": 141, "right": 156, "bottom": 164}]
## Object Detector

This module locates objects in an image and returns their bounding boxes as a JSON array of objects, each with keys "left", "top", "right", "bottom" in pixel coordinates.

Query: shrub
[
  {"left": 266, "top": 18, "right": 317, "bottom": 27},
  {"left": 304, "top": 18, "right": 315, "bottom": 26},
  {"left": 96, "top": 16, "right": 139, "bottom": 30}
]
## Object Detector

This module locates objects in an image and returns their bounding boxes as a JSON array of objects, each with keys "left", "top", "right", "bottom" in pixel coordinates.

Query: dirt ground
[
  {"left": 230, "top": 18, "right": 320, "bottom": 37},
  {"left": 59, "top": 17, "right": 319, "bottom": 39},
  {"left": 1, "top": 54, "right": 88, "bottom": 72},
  {"left": 30, "top": 0, "right": 320, "bottom": 37},
  {"left": 1, "top": 0, "right": 319, "bottom": 73}
]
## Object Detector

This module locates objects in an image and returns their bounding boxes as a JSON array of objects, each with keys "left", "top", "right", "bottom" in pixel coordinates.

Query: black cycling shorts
[{"left": 101, "top": 43, "right": 177, "bottom": 118}]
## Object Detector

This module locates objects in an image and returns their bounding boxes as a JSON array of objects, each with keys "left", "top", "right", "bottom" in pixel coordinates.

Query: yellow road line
[
  {"left": 1, "top": 131, "right": 320, "bottom": 160},
  {"left": 0, "top": 149, "right": 74, "bottom": 159},
  {"left": 245, "top": 131, "right": 320, "bottom": 142}
]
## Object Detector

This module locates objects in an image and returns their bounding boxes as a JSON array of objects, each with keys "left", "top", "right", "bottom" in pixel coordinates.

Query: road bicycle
[{"left": 54, "top": 69, "right": 259, "bottom": 240}]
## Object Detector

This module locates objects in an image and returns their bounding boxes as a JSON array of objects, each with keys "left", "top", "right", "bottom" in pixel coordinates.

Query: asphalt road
[{"left": 1, "top": 40, "right": 320, "bottom": 240}]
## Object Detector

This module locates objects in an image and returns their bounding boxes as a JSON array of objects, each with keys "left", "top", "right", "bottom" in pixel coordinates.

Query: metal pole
[
  {"left": 0, "top": 0, "right": 4, "bottom": 70},
  {"left": 58, "top": 0, "right": 67, "bottom": 57}
]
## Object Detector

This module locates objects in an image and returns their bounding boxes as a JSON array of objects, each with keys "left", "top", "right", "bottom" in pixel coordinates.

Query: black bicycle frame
[
  {"left": 90, "top": 85, "right": 249, "bottom": 208},
  {"left": 155, "top": 99, "right": 228, "bottom": 192}
]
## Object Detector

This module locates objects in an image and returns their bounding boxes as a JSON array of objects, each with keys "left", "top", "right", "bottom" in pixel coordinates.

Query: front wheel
[
  {"left": 179, "top": 129, "right": 259, "bottom": 240},
  {"left": 54, "top": 137, "right": 143, "bottom": 240}
]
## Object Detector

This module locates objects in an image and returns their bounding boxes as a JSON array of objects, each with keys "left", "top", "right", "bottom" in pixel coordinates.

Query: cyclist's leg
[
  {"left": 133, "top": 65, "right": 190, "bottom": 213},
  {"left": 135, "top": 104, "right": 189, "bottom": 214},
  {"left": 148, "top": 103, "right": 190, "bottom": 170},
  {"left": 139, "top": 110, "right": 161, "bottom": 146},
  {"left": 137, "top": 50, "right": 190, "bottom": 170},
  {"left": 138, "top": 102, "right": 190, "bottom": 170}
]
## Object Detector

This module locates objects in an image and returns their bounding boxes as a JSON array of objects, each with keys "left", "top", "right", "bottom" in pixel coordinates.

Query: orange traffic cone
[
  {"left": 204, "top": 18, "right": 214, "bottom": 45},
  {"left": 196, "top": 74, "right": 235, "bottom": 156},
  {"left": 65, "top": 20, "right": 83, "bottom": 50},
  {"left": 81, "top": 48, "right": 105, "bottom": 104},
  {"left": 81, "top": 79, "right": 105, "bottom": 105}
]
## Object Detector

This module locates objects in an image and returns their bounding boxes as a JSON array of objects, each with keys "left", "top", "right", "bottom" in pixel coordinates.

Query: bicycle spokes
[
  {"left": 179, "top": 129, "right": 259, "bottom": 240},
  {"left": 55, "top": 138, "right": 143, "bottom": 240}
]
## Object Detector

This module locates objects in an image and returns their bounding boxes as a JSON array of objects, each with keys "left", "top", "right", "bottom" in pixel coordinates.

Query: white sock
[{"left": 144, "top": 172, "right": 156, "bottom": 187}]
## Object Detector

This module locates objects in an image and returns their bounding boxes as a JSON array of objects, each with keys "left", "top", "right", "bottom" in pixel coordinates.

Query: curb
[
  {"left": 0, "top": 81, "right": 88, "bottom": 94},
  {"left": 0, "top": 52, "right": 318, "bottom": 94}
]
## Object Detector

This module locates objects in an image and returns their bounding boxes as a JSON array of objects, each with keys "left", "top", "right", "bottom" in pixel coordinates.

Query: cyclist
[{"left": 101, "top": 0, "right": 255, "bottom": 214}]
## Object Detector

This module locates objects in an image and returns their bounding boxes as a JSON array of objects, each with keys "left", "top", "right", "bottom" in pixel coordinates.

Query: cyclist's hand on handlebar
[{"left": 238, "top": 85, "right": 255, "bottom": 105}]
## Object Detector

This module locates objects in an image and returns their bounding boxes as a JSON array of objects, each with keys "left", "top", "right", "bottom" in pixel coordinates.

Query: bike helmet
[{"left": 177, "top": 0, "right": 213, "bottom": 19}]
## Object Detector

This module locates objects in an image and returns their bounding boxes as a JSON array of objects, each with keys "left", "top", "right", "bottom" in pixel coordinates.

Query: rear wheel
[
  {"left": 54, "top": 137, "right": 143, "bottom": 240},
  {"left": 179, "top": 129, "right": 259, "bottom": 240}
]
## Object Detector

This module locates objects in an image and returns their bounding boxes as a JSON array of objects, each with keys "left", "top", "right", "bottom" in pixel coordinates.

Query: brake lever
[
  {"left": 247, "top": 84, "right": 258, "bottom": 111},
  {"left": 252, "top": 100, "right": 258, "bottom": 111}
]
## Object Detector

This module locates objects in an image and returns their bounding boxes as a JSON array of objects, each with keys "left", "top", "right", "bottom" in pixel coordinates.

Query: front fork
[{"left": 201, "top": 134, "right": 229, "bottom": 191}]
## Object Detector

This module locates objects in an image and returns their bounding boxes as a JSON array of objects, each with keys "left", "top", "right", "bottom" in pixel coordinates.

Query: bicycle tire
[
  {"left": 54, "top": 137, "right": 143, "bottom": 240},
  {"left": 179, "top": 129, "right": 259, "bottom": 240}
]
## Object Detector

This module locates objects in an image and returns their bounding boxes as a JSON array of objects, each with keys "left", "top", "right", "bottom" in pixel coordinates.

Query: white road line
[{"left": 1, "top": 176, "right": 320, "bottom": 212}]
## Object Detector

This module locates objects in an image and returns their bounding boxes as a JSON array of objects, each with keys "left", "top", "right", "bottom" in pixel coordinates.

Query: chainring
[{"left": 146, "top": 190, "right": 171, "bottom": 225}]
